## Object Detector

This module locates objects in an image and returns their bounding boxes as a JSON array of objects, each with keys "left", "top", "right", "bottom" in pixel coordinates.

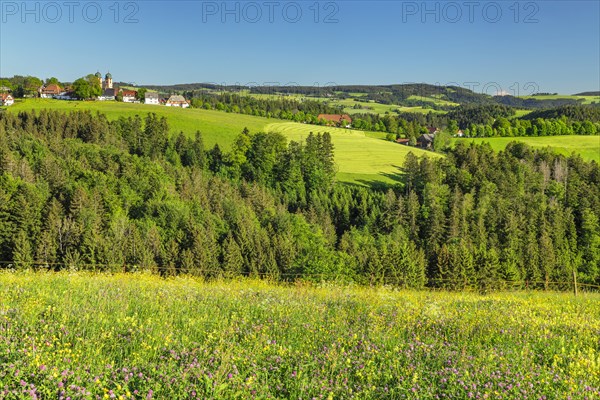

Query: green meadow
[
  {"left": 519, "top": 94, "right": 600, "bottom": 104},
  {"left": 7, "top": 99, "right": 274, "bottom": 149},
  {"left": 8, "top": 99, "right": 441, "bottom": 185},
  {"left": 0, "top": 272, "right": 598, "bottom": 399},
  {"left": 8, "top": 100, "right": 597, "bottom": 185},
  {"left": 243, "top": 92, "right": 452, "bottom": 116},
  {"left": 453, "top": 136, "right": 600, "bottom": 163},
  {"left": 407, "top": 95, "right": 459, "bottom": 107},
  {"left": 266, "top": 122, "right": 442, "bottom": 185}
]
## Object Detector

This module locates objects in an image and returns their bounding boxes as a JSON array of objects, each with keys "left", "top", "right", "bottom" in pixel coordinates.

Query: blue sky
[{"left": 1, "top": 1, "right": 598, "bottom": 94}]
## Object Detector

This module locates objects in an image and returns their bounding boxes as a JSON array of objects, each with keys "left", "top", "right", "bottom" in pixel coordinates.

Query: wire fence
[{"left": 0, "top": 260, "right": 599, "bottom": 293}]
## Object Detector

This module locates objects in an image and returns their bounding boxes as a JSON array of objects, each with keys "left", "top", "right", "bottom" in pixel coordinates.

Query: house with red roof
[
  {"left": 317, "top": 114, "right": 353, "bottom": 128},
  {"left": 121, "top": 89, "right": 137, "bottom": 103},
  {"left": 40, "top": 84, "right": 63, "bottom": 98},
  {"left": 0, "top": 93, "right": 15, "bottom": 106}
]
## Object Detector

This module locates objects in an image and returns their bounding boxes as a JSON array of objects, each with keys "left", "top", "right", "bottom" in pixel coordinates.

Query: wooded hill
[
  {"left": 0, "top": 110, "right": 598, "bottom": 290},
  {"left": 139, "top": 83, "right": 598, "bottom": 109}
]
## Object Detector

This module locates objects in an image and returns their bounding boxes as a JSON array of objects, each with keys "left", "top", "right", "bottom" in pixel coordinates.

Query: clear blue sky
[{"left": 1, "top": 1, "right": 598, "bottom": 94}]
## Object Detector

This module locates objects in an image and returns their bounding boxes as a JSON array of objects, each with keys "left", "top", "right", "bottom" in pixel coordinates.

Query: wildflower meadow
[{"left": 0, "top": 272, "right": 599, "bottom": 399}]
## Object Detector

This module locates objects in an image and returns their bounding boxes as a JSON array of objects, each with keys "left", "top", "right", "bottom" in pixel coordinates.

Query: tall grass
[{"left": 0, "top": 272, "right": 598, "bottom": 399}]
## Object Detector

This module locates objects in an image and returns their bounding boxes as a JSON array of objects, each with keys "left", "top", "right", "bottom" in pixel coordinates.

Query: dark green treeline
[{"left": 0, "top": 110, "right": 598, "bottom": 290}]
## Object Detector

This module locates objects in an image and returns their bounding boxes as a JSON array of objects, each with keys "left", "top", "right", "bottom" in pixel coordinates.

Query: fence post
[{"left": 573, "top": 269, "right": 578, "bottom": 297}]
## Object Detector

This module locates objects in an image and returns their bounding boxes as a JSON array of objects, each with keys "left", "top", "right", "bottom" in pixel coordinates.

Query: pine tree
[
  {"left": 476, "top": 247, "right": 501, "bottom": 293},
  {"left": 536, "top": 220, "right": 554, "bottom": 290},
  {"left": 435, "top": 244, "right": 452, "bottom": 288},
  {"left": 222, "top": 234, "right": 244, "bottom": 278},
  {"left": 13, "top": 229, "right": 33, "bottom": 270},
  {"left": 208, "top": 144, "right": 223, "bottom": 174}
]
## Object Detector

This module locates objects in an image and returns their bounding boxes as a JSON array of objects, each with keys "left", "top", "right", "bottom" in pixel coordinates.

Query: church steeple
[
  {"left": 95, "top": 71, "right": 103, "bottom": 88},
  {"left": 105, "top": 72, "right": 113, "bottom": 89}
]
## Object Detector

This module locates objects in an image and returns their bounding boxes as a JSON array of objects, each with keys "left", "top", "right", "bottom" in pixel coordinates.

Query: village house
[
  {"left": 417, "top": 133, "right": 436, "bottom": 149},
  {"left": 317, "top": 114, "right": 353, "bottom": 128},
  {"left": 121, "top": 89, "right": 137, "bottom": 103},
  {"left": 145, "top": 92, "right": 160, "bottom": 105},
  {"left": 395, "top": 138, "right": 410, "bottom": 145},
  {"left": 98, "top": 88, "right": 118, "bottom": 101},
  {"left": 40, "top": 84, "right": 63, "bottom": 98},
  {"left": 0, "top": 93, "right": 15, "bottom": 106},
  {"left": 427, "top": 126, "right": 440, "bottom": 135},
  {"left": 165, "top": 95, "right": 190, "bottom": 108},
  {"left": 55, "top": 90, "right": 75, "bottom": 100}
]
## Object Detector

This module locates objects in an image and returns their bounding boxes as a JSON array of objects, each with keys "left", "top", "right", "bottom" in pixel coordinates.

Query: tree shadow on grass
[{"left": 349, "top": 165, "right": 406, "bottom": 191}]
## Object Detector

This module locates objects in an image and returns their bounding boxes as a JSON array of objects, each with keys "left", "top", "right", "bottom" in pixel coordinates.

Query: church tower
[
  {"left": 105, "top": 72, "right": 113, "bottom": 89},
  {"left": 95, "top": 72, "right": 103, "bottom": 89}
]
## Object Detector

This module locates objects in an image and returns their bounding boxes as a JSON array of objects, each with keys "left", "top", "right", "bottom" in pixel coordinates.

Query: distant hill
[
  {"left": 142, "top": 83, "right": 247, "bottom": 92},
  {"left": 574, "top": 91, "right": 600, "bottom": 96},
  {"left": 140, "top": 83, "right": 599, "bottom": 110},
  {"left": 521, "top": 105, "right": 600, "bottom": 122},
  {"left": 495, "top": 95, "right": 583, "bottom": 109}
]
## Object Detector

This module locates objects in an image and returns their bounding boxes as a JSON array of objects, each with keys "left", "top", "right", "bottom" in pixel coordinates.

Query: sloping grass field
[
  {"left": 6, "top": 99, "right": 272, "bottom": 150},
  {"left": 7, "top": 100, "right": 597, "bottom": 184},
  {"left": 519, "top": 94, "right": 600, "bottom": 104},
  {"left": 0, "top": 272, "right": 598, "bottom": 399},
  {"left": 266, "top": 122, "right": 441, "bottom": 185},
  {"left": 7, "top": 99, "right": 440, "bottom": 185},
  {"left": 453, "top": 136, "right": 600, "bottom": 163}
]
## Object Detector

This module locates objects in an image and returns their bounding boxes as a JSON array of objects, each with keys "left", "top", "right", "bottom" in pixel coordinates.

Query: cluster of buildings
[
  {"left": 1, "top": 72, "right": 190, "bottom": 108},
  {"left": 395, "top": 126, "right": 464, "bottom": 149}
]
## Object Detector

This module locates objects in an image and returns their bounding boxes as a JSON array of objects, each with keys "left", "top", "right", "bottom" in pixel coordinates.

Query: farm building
[
  {"left": 395, "top": 138, "right": 410, "bottom": 145},
  {"left": 40, "top": 84, "right": 62, "bottom": 98},
  {"left": 417, "top": 133, "right": 435, "bottom": 149},
  {"left": 165, "top": 95, "right": 190, "bottom": 108},
  {"left": 318, "top": 114, "right": 353, "bottom": 128},
  {"left": 0, "top": 93, "right": 14, "bottom": 106},
  {"left": 121, "top": 90, "right": 137, "bottom": 103},
  {"left": 99, "top": 88, "right": 118, "bottom": 101},
  {"left": 145, "top": 92, "right": 160, "bottom": 105}
]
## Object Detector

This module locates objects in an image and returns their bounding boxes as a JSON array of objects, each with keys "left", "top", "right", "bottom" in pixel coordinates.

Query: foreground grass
[
  {"left": 1, "top": 272, "right": 599, "bottom": 399},
  {"left": 453, "top": 136, "right": 600, "bottom": 163}
]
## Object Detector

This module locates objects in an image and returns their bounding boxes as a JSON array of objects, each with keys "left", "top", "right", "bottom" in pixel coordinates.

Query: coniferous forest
[{"left": 0, "top": 110, "right": 598, "bottom": 290}]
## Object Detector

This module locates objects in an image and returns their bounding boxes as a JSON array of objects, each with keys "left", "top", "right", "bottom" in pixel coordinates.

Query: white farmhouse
[
  {"left": 145, "top": 92, "right": 160, "bottom": 105},
  {"left": 122, "top": 90, "right": 137, "bottom": 103},
  {"left": 0, "top": 93, "right": 14, "bottom": 106},
  {"left": 165, "top": 95, "right": 190, "bottom": 108}
]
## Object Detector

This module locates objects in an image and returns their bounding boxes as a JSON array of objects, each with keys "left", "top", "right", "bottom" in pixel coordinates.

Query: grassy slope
[
  {"left": 7, "top": 99, "right": 442, "bottom": 185},
  {"left": 513, "top": 109, "right": 532, "bottom": 118},
  {"left": 1, "top": 272, "right": 598, "bottom": 399},
  {"left": 519, "top": 94, "right": 600, "bottom": 104},
  {"left": 453, "top": 136, "right": 600, "bottom": 163},
  {"left": 407, "top": 95, "right": 459, "bottom": 107},
  {"left": 243, "top": 93, "right": 451, "bottom": 116},
  {"left": 7, "top": 99, "right": 274, "bottom": 149},
  {"left": 266, "top": 122, "right": 442, "bottom": 185}
]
